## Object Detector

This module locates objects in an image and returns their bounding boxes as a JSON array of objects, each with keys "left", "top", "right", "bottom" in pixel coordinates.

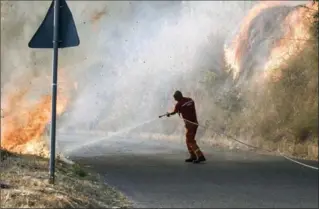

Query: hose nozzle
[{"left": 159, "top": 113, "right": 168, "bottom": 118}]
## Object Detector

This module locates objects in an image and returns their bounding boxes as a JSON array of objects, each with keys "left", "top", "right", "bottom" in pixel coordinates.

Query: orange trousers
[{"left": 185, "top": 124, "right": 204, "bottom": 159}]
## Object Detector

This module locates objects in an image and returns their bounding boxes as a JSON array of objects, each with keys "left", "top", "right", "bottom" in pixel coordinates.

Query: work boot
[
  {"left": 193, "top": 156, "right": 206, "bottom": 164},
  {"left": 185, "top": 157, "right": 196, "bottom": 162}
]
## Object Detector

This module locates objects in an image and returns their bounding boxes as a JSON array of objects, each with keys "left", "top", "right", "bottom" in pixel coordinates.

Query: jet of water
[{"left": 62, "top": 117, "right": 159, "bottom": 154}]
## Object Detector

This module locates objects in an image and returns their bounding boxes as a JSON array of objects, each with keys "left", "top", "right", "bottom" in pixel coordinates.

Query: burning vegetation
[
  {"left": 1, "top": 72, "right": 70, "bottom": 156},
  {"left": 0, "top": 1, "right": 317, "bottom": 160},
  {"left": 224, "top": 1, "right": 318, "bottom": 83},
  {"left": 206, "top": 1, "right": 318, "bottom": 159},
  {"left": 224, "top": 1, "right": 284, "bottom": 79},
  {"left": 264, "top": 1, "right": 318, "bottom": 79}
]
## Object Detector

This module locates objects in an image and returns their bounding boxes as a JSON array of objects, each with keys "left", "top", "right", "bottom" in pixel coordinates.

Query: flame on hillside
[
  {"left": 224, "top": 1, "right": 283, "bottom": 79},
  {"left": 264, "top": 1, "right": 318, "bottom": 81},
  {"left": 224, "top": 1, "right": 318, "bottom": 82}
]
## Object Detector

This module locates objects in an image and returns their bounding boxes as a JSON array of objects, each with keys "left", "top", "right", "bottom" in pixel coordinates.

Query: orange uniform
[{"left": 174, "top": 97, "right": 204, "bottom": 159}]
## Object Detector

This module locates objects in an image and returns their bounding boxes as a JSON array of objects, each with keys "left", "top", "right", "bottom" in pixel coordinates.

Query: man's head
[{"left": 173, "top": 90, "right": 183, "bottom": 102}]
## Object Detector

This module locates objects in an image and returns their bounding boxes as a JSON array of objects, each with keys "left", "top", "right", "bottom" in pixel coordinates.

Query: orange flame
[
  {"left": 1, "top": 70, "right": 70, "bottom": 155},
  {"left": 224, "top": 1, "right": 318, "bottom": 82},
  {"left": 264, "top": 1, "right": 318, "bottom": 80},
  {"left": 224, "top": 1, "right": 284, "bottom": 79}
]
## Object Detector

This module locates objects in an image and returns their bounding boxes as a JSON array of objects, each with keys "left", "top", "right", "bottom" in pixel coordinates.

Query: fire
[
  {"left": 264, "top": 1, "right": 318, "bottom": 80},
  {"left": 1, "top": 71, "right": 70, "bottom": 155},
  {"left": 224, "top": 1, "right": 283, "bottom": 79},
  {"left": 224, "top": 1, "right": 318, "bottom": 82}
]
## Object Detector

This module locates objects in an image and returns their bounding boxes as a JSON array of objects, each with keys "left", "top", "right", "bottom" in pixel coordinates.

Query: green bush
[{"left": 72, "top": 164, "right": 88, "bottom": 177}]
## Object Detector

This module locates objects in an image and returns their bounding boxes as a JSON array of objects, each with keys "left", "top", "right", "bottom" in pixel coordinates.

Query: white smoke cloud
[
  {"left": 1, "top": 1, "right": 308, "bottom": 153},
  {"left": 57, "top": 1, "right": 252, "bottom": 133}
]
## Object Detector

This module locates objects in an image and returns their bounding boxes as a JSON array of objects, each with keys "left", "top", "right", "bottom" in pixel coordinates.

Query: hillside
[{"left": 196, "top": 1, "right": 318, "bottom": 160}]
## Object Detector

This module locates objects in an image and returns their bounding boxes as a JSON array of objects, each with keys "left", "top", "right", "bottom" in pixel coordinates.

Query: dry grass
[
  {"left": 193, "top": 7, "right": 319, "bottom": 160},
  {"left": 198, "top": 40, "right": 318, "bottom": 160},
  {"left": 0, "top": 149, "right": 132, "bottom": 208}
]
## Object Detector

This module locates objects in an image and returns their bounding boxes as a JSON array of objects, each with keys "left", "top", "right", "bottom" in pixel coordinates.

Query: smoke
[
  {"left": 55, "top": 1, "right": 252, "bottom": 134},
  {"left": 1, "top": 1, "right": 311, "bottom": 154}
]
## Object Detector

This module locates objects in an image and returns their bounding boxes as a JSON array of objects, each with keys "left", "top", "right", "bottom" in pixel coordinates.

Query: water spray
[{"left": 63, "top": 117, "right": 159, "bottom": 154}]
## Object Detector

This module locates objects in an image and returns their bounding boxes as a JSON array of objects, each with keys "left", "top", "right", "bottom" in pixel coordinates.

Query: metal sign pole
[
  {"left": 49, "top": 0, "right": 60, "bottom": 184},
  {"left": 28, "top": 0, "right": 80, "bottom": 184}
]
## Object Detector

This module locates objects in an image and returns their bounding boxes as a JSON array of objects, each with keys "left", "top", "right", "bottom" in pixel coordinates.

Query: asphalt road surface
[{"left": 59, "top": 133, "right": 318, "bottom": 208}]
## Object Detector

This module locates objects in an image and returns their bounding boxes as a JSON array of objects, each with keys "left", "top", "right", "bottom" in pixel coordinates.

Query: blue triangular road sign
[{"left": 28, "top": 0, "right": 80, "bottom": 48}]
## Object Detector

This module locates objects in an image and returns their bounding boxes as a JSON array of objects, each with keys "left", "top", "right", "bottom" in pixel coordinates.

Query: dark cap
[{"left": 173, "top": 90, "right": 183, "bottom": 101}]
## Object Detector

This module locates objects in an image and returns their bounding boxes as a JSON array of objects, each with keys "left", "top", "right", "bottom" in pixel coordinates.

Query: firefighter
[{"left": 166, "top": 90, "right": 206, "bottom": 163}]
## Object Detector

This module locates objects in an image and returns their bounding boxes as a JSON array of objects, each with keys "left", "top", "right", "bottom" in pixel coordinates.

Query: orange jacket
[{"left": 173, "top": 97, "right": 198, "bottom": 127}]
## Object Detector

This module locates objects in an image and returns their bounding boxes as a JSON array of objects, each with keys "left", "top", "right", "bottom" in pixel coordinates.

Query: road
[{"left": 59, "top": 133, "right": 318, "bottom": 208}]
